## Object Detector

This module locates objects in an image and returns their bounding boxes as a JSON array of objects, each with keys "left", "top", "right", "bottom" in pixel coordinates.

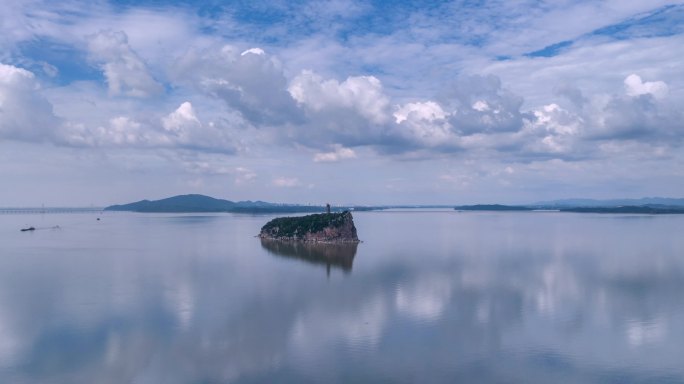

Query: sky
[{"left": 1, "top": 0, "right": 683, "bottom": 206}]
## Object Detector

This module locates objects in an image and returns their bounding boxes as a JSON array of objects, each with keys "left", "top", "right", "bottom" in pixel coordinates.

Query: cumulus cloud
[
  {"left": 100, "top": 116, "right": 149, "bottom": 145},
  {"left": 159, "top": 43, "right": 683, "bottom": 161},
  {"left": 155, "top": 101, "right": 239, "bottom": 153},
  {"left": 393, "top": 101, "right": 456, "bottom": 148},
  {"left": 443, "top": 75, "right": 525, "bottom": 135},
  {"left": 162, "top": 102, "right": 200, "bottom": 138},
  {"left": 544, "top": 74, "right": 680, "bottom": 145},
  {"left": 554, "top": 85, "right": 588, "bottom": 109},
  {"left": 2, "top": 6, "right": 682, "bottom": 164},
  {"left": 518, "top": 103, "right": 585, "bottom": 158},
  {"left": 394, "top": 101, "right": 446, "bottom": 124},
  {"left": 280, "top": 70, "right": 396, "bottom": 149},
  {"left": 54, "top": 101, "right": 238, "bottom": 154},
  {"left": 313, "top": 144, "right": 357, "bottom": 162},
  {"left": 7, "top": 49, "right": 678, "bottom": 166},
  {"left": 594, "top": 92, "right": 674, "bottom": 141},
  {"left": 515, "top": 74, "right": 681, "bottom": 157},
  {"left": 289, "top": 71, "right": 390, "bottom": 125},
  {"left": 624, "top": 74, "right": 669, "bottom": 99},
  {"left": 172, "top": 46, "right": 302, "bottom": 125},
  {"left": 0, "top": 63, "right": 60, "bottom": 141},
  {"left": 58, "top": 116, "right": 164, "bottom": 147},
  {"left": 87, "top": 30, "right": 163, "bottom": 97},
  {"left": 264, "top": 69, "right": 680, "bottom": 160}
]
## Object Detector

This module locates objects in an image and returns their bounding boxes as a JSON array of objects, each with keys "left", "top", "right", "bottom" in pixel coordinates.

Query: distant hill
[
  {"left": 560, "top": 206, "right": 684, "bottom": 214},
  {"left": 454, "top": 204, "right": 532, "bottom": 211},
  {"left": 105, "top": 194, "right": 325, "bottom": 213},
  {"left": 454, "top": 199, "right": 684, "bottom": 214},
  {"left": 533, "top": 197, "right": 684, "bottom": 208}
]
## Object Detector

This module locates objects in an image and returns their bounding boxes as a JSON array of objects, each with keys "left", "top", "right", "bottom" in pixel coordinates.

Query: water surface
[{"left": 1, "top": 211, "right": 683, "bottom": 383}]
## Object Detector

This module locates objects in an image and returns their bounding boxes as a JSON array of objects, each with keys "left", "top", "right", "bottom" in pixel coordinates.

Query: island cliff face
[{"left": 258, "top": 211, "right": 360, "bottom": 243}]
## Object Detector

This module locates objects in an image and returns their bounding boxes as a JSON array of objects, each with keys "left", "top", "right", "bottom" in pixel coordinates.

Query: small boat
[{"left": 20, "top": 227, "right": 35, "bottom": 232}]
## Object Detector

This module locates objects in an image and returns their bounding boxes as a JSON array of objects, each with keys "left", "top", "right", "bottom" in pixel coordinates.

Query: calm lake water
[{"left": 1, "top": 210, "right": 683, "bottom": 383}]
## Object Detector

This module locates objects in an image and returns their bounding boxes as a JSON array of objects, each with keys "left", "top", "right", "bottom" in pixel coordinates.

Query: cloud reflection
[{"left": 0, "top": 213, "right": 683, "bottom": 382}]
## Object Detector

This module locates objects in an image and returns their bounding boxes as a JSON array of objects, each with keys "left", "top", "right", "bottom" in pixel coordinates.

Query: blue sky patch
[
  {"left": 18, "top": 39, "right": 102, "bottom": 85},
  {"left": 524, "top": 40, "right": 573, "bottom": 58},
  {"left": 592, "top": 4, "right": 684, "bottom": 40}
]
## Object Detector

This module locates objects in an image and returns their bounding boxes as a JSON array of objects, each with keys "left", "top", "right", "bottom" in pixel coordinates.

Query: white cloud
[
  {"left": 624, "top": 74, "right": 669, "bottom": 99},
  {"left": 313, "top": 144, "right": 357, "bottom": 162},
  {"left": 472, "top": 100, "right": 490, "bottom": 112},
  {"left": 162, "top": 102, "right": 200, "bottom": 136},
  {"left": 444, "top": 75, "right": 525, "bottom": 135},
  {"left": 272, "top": 177, "right": 301, "bottom": 187},
  {"left": 86, "top": 30, "right": 163, "bottom": 97},
  {"left": 172, "top": 45, "right": 301, "bottom": 125},
  {"left": 482, "top": 33, "right": 684, "bottom": 110},
  {"left": 101, "top": 116, "right": 147, "bottom": 145},
  {"left": 280, "top": 71, "right": 397, "bottom": 149},
  {"left": 50, "top": 100, "right": 239, "bottom": 153},
  {"left": 523, "top": 103, "right": 583, "bottom": 155},
  {"left": 0, "top": 63, "right": 59, "bottom": 141},
  {"left": 156, "top": 101, "right": 240, "bottom": 153},
  {"left": 394, "top": 101, "right": 446, "bottom": 124},
  {"left": 394, "top": 101, "right": 455, "bottom": 148},
  {"left": 289, "top": 71, "right": 390, "bottom": 125},
  {"left": 241, "top": 47, "right": 265, "bottom": 56}
]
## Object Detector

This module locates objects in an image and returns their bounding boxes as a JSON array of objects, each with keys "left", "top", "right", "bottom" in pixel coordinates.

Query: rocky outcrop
[{"left": 258, "top": 211, "right": 360, "bottom": 243}]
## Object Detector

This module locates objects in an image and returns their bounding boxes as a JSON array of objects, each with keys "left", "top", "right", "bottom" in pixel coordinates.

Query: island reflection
[{"left": 260, "top": 239, "right": 358, "bottom": 272}]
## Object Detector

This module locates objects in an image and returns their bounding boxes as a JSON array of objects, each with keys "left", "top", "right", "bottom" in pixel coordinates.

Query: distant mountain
[
  {"left": 533, "top": 197, "right": 684, "bottom": 208},
  {"left": 106, "top": 194, "right": 235, "bottom": 212},
  {"left": 105, "top": 194, "right": 325, "bottom": 213},
  {"left": 561, "top": 206, "right": 684, "bottom": 214},
  {"left": 454, "top": 204, "right": 532, "bottom": 211},
  {"left": 453, "top": 199, "right": 684, "bottom": 214}
]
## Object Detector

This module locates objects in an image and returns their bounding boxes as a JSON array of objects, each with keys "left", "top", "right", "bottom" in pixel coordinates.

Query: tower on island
[{"left": 326, "top": 203, "right": 331, "bottom": 214}]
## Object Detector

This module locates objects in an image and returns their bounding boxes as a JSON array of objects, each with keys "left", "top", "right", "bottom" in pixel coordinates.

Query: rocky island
[{"left": 258, "top": 211, "right": 360, "bottom": 243}]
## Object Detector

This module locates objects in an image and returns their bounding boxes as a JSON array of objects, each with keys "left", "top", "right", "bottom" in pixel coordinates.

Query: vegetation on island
[
  {"left": 259, "top": 211, "right": 359, "bottom": 242},
  {"left": 261, "top": 211, "right": 348, "bottom": 237}
]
